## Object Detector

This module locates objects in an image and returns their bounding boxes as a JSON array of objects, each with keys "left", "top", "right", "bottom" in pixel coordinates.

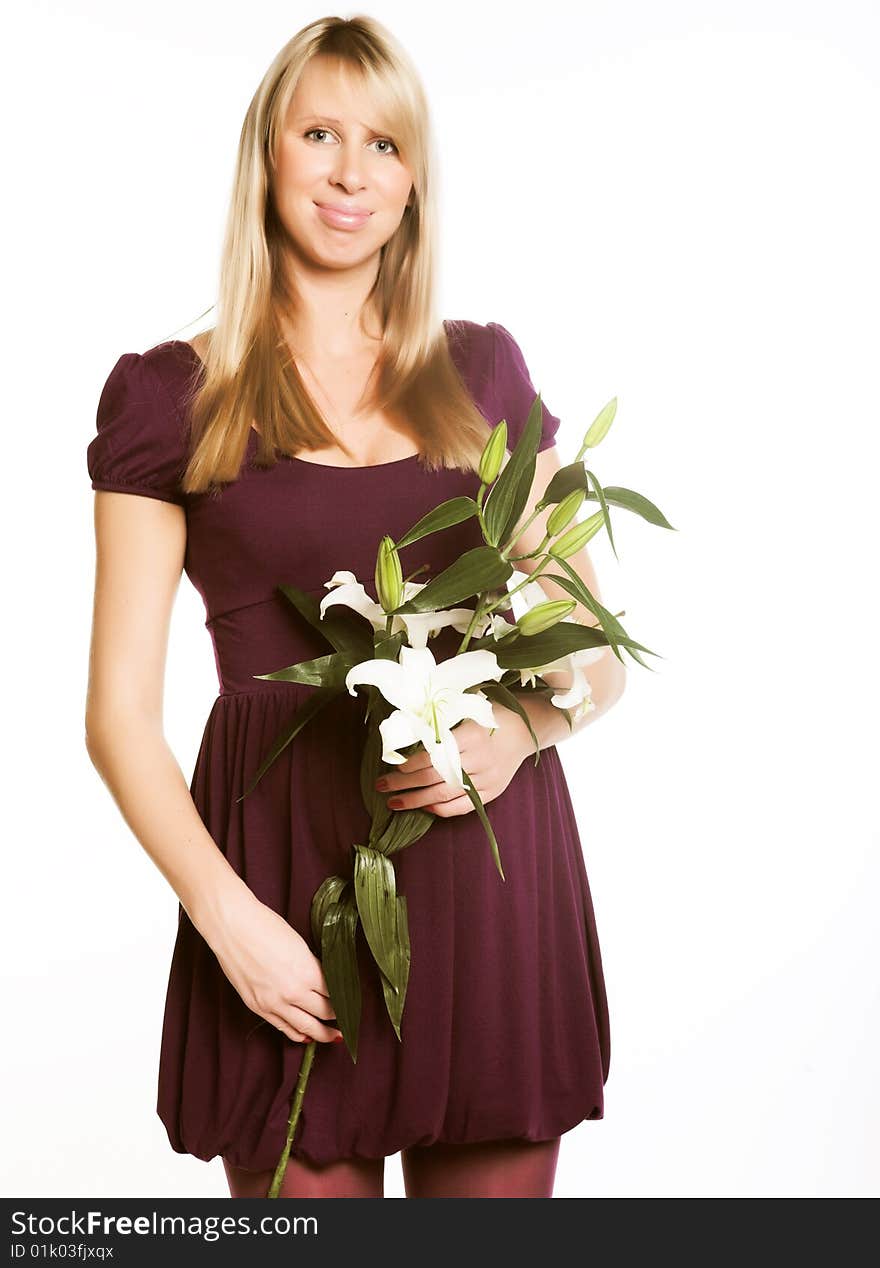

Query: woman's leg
[
  {"left": 223, "top": 1152, "right": 385, "bottom": 1198},
  {"left": 401, "top": 1136, "right": 561, "bottom": 1198}
]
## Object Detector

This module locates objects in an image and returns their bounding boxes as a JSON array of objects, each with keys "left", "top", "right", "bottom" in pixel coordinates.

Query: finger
[
  {"left": 302, "top": 989, "right": 337, "bottom": 1022},
  {"left": 388, "top": 781, "right": 459, "bottom": 812},
  {"left": 269, "top": 1015, "right": 310, "bottom": 1044},
  {"left": 385, "top": 750, "right": 435, "bottom": 777},
  {"left": 265, "top": 1000, "right": 335, "bottom": 1045},
  {"left": 286, "top": 1004, "right": 344, "bottom": 1044},
  {"left": 428, "top": 792, "right": 475, "bottom": 817},
  {"left": 379, "top": 764, "right": 445, "bottom": 794}
]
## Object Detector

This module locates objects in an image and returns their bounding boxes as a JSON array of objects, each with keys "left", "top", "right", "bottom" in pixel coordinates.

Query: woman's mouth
[{"left": 314, "top": 202, "right": 373, "bottom": 230}]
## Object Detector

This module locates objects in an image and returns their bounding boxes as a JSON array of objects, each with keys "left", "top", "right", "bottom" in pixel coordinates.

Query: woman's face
[{"left": 271, "top": 56, "right": 414, "bottom": 277}]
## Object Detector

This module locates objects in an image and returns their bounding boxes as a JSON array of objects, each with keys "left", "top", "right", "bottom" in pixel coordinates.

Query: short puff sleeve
[
  {"left": 488, "top": 320, "right": 561, "bottom": 453},
  {"left": 87, "top": 351, "right": 188, "bottom": 505}
]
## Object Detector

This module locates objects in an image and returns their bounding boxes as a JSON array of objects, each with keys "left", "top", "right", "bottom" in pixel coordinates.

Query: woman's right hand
[{"left": 205, "top": 887, "right": 342, "bottom": 1044}]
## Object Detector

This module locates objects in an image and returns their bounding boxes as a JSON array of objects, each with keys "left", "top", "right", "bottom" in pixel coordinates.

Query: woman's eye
[{"left": 303, "top": 128, "right": 397, "bottom": 155}]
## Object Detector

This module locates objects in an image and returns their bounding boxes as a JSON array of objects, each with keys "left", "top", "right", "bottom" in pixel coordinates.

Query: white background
[{"left": 3, "top": 0, "right": 878, "bottom": 1198}]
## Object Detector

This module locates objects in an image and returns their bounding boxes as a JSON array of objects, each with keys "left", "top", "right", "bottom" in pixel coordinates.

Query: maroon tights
[{"left": 223, "top": 1136, "right": 561, "bottom": 1198}]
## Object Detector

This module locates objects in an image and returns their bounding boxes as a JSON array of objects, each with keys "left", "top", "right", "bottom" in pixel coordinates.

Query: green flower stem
[
  {"left": 508, "top": 538, "right": 550, "bottom": 562},
  {"left": 462, "top": 477, "right": 556, "bottom": 648},
  {"left": 498, "top": 503, "right": 548, "bottom": 558},
  {"left": 481, "top": 555, "right": 555, "bottom": 619},
  {"left": 456, "top": 592, "right": 491, "bottom": 654},
  {"left": 266, "top": 1040, "right": 317, "bottom": 1198},
  {"left": 456, "top": 552, "right": 557, "bottom": 655},
  {"left": 502, "top": 554, "right": 553, "bottom": 595}
]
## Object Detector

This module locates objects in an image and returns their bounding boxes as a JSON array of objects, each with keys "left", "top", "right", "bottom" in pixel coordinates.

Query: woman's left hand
[{"left": 374, "top": 705, "right": 534, "bottom": 818}]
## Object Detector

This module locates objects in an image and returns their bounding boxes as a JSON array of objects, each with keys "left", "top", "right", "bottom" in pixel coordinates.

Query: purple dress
[{"left": 86, "top": 318, "right": 611, "bottom": 1170}]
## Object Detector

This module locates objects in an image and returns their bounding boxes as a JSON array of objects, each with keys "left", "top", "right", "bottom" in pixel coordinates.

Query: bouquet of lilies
[{"left": 237, "top": 392, "right": 672, "bottom": 1196}]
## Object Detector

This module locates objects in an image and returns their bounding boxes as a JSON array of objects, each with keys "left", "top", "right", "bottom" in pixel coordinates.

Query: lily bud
[
  {"left": 546, "top": 489, "right": 586, "bottom": 537},
  {"left": 375, "top": 536, "right": 403, "bottom": 611},
  {"left": 549, "top": 511, "right": 604, "bottom": 559},
  {"left": 479, "top": 420, "right": 508, "bottom": 485},
  {"left": 517, "top": 598, "right": 577, "bottom": 636},
  {"left": 583, "top": 397, "right": 617, "bottom": 449}
]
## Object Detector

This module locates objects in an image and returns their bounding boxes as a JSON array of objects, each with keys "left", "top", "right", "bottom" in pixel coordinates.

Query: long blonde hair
[{"left": 180, "top": 14, "right": 492, "bottom": 495}]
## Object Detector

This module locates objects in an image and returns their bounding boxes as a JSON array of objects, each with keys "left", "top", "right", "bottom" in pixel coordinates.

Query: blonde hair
[{"left": 180, "top": 14, "right": 492, "bottom": 495}]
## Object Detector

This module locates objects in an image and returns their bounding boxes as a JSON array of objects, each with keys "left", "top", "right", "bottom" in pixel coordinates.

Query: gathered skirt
[{"left": 157, "top": 681, "right": 611, "bottom": 1170}]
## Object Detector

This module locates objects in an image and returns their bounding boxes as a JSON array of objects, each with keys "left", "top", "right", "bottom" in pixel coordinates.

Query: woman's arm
[
  {"left": 85, "top": 492, "right": 250, "bottom": 934},
  {"left": 84, "top": 491, "right": 339, "bottom": 1045}
]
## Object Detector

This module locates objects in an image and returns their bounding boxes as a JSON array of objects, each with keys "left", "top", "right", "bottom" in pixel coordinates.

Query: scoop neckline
[{"left": 171, "top": 338, "right": 423, "bottom": 471}]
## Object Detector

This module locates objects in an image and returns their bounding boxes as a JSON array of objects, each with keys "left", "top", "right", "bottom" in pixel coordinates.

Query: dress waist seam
[{"left": 215, "top": 684, "right": 310, "bottom": 700}]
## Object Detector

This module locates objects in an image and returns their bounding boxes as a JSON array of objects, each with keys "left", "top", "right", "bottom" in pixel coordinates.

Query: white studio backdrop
[{"left": 3, "top": 0, "right": 878, "bottom": 1198}]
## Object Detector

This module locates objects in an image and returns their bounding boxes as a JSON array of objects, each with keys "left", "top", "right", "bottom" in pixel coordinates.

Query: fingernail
[
  {"left": 333, "top": 1033, "right": 344, "bottom": 1043},
  {"left": 375, "top": 778, "right": 389, "bottom": 790},
  {"left": 388, "top": 797, "right": 403, "bottom": 809}
]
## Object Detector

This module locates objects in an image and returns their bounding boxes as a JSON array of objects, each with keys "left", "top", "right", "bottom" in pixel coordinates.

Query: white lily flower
[
  {"left": 506, "top": 571, "right": 550, "bottom": 624},
  {"left": 546, "top": 648, "right": 601, "bottom": 721},
  {"left": 320, "top": 570, "right": 492, "bottom": 649},
  {"left": 518, "top": 644, "right": 605, "bottom": 722},
  {"left": 344, "top": 644, "right": 505, "bottom": 790},
  {"left": 402, "top": 604, "right": 492, "bottom": 649},
  {"left": 486, "top": 613, "right": 517, "bottom": 640},
  {"left": 320, "top": 570, "right": 385, "bottom": 624}
]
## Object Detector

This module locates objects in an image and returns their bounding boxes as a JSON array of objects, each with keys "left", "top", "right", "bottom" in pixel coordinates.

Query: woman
[{"left": 85, "top": 15, "right": 623, "bottom": 1199}]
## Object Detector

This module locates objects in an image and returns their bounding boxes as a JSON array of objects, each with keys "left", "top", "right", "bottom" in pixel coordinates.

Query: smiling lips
[{"left": 315, "top": 202, "right": 373, "bottom": 230}]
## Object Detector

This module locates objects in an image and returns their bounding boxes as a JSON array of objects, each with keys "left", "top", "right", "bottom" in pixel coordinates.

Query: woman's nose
[{"left": 331, "top": 145, "right": 368, "bottom": 191}]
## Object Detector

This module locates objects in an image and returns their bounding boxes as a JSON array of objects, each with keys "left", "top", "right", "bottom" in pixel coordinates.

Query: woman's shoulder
[
  {"left": 442, "top": 315, "right": 543, "bottom": 381},
  {"left": 86, "top": 338, "right": 202, "bottom": 505},
  {"left": 443, "top": 317, "right": 562, "bottom": 452},
  {"left": 142, "top": 334, "right": 208, "bottom": 387},
  {"left": 443, "top": 316, "right": 495, "bottom": 367}
]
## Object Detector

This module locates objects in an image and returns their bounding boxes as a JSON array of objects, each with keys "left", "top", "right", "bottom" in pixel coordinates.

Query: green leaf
[
  {"left": 360, "top": 708, "right": 393, "bottom": 828},
  {"left": 255, "top": 649, "right": 357, "bottom": 690},
  {"left": 311, "top": 872, "right": 349, "bottom": 953},
  {"left": 353, "top": 846, "right": 400, "bottom": 983},
  {"left": 535, "top": 462, "right": 589, "bottom": 510},
  {"left": 276, "top": 584, "right": 374, "bottom": 659},
  {"left": 535, "top": 569, "right": 608, "bottom": 625},
  {"left": 482, "top": 392, "right": 543, "bottom": 548},
  {"left": 549, "top": 556, "right": 661, "bottom": 670},
  {"left": 320, "top": 890, "right": 362, "bottom": 1063},
  {"left": 371, "top": 807, "right": 435, "bottom": 856},
  {"left": 557, "top": 701, "right": 575, "bottom": 733},
  {"left": 394, "top": 497, "right": 479, "bottom": 549},
  {"left": 532, "top": 566, "right": 624, "bottom": 660},
  {"left": 236, "top": 684, "right": 343, "bottom": 801},
  {"left": 379, "top": 895, "right": 411, "bottom": 1040},
  {"left": 490, "top": 622, "right": 611, "bottom": 667},
  {"left": 480, "top": 681, "right": 542, "bottom": 765},
  {"left": 491, "top": 615, "right": 657, "bottom": 673},
  {"left": 585, "top": 467, "right": 617, "bottom": 561},
  {"left": 460, "top": 769, "right": 505, "bottom": 881},
  {"left": 373, "top": 629, "right": 406, "bottom": 659},
  {"left": 392, "top": 546, "right": 512, "bottom": 613},
  {"left": 310, "top": 876, "right": 348, "bottom": 948},
  {"left": 584, "top": 485, "right": 676, "bottom": 531}
]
